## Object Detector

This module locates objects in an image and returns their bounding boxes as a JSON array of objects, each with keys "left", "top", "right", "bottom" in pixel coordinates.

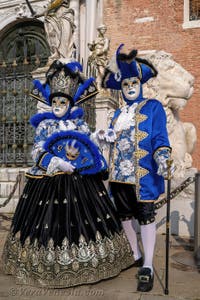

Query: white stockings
[
  {"left": 122, "top": 218, "right": 142, "bottom": 261},
  {"left": 122, "top": 218, "right": 156, "bottom": 273}
]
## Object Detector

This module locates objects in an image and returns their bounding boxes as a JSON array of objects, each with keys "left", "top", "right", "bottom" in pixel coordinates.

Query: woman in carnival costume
[
  {"left": 97, "top": 45, "right": 175, "bottom": 292},
  {"left": 2, "top": 60, "right": 133, "bottom": 288}
]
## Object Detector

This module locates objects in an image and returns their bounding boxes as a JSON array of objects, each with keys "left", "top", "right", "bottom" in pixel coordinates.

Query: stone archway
[{"left": 0, "top": 19, "right": 50, "bottom": 167}]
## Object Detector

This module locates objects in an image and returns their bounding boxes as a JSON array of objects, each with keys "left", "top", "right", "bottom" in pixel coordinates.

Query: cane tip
[{"left": 164, "top": 288, "right": 169, "bottom": 295}]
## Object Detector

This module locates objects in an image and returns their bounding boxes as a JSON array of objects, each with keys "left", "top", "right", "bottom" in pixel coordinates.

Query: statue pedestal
[
  {"left": 94, "top": 91, "right": 118, "bottom": 178},
  {"left": 95, "top": 91, "right": 118, "bottom": 130}
]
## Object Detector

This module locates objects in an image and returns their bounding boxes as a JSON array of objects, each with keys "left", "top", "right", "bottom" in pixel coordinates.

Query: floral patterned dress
[{"left": 2, "top": 109, "right": 133, "bottom": 288}]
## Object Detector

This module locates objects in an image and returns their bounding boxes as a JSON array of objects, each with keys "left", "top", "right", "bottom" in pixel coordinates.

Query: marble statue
[
  {"left": 141, "top": 50, "right": 196, "bottom": 178},
  {"left": 35, "top": 0, "right": 75, "bottom": 64},
  {"left": 15, "top": 3, "right": 28, "bottom": 18},
  {"left": 88, "top": 24, "right": 110, "bottom": 90}
]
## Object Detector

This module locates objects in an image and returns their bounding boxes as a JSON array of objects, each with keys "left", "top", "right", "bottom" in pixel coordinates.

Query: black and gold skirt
[{"left": 2, "top": 173, "right": 134, "bottom": 288}]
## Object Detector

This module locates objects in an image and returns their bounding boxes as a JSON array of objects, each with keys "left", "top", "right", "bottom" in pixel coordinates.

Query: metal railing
[{"left": 194, "top": 172, "right": 200, "bottom": 267}]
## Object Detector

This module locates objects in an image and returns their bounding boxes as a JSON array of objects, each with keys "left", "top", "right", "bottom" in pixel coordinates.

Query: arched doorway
[{"left": 0, "top": 20, "right": 50, "bottom": 167}]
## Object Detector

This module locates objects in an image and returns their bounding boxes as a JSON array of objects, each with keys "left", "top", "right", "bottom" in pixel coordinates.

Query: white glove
[
  {"left": 96, "top": 129, "right": 106, "bottom": 140},
  {"left": 157, "top": 159, "right": 176, "bottom": 178},
  {"left": 58, "top": 159, "right": 75, "bottom": 174},
  {"left": 96, "top": 128, "right": 116, "bottom": 142},
  {"left": 104, "top": 129, "right": 117, "bottom": 143},
  {"left": 47, "top": 156, "right": 75, "bottom": 175}
]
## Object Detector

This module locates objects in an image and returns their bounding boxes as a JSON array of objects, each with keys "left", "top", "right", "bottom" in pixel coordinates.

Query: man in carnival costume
[
  {"left": 98, "top": 44, "right": 175, "bottom": 292},
  {"left": 2, "top": 60, "right": 134, "bottom": 288}
]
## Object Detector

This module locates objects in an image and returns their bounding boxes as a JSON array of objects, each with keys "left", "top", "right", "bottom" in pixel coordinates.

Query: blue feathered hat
[
  {"left": 30, "top": 60, "right": 98, "bottom": 106},
  {"left": 102, "top": 44, "right": 157, "bottom": 90}
]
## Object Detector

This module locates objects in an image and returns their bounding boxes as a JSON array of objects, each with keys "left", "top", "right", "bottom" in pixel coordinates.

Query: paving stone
[{"left": 0, "top": 218, "right": 199, "bottom": 300}]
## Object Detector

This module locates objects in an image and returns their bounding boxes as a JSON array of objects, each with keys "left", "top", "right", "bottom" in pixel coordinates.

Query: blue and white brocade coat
[
  {"left": 28, "top": 108, "right": 94, "bottom": 176},
  {"left": 109, "top": 98, "right": 170, "bottom": 202}
]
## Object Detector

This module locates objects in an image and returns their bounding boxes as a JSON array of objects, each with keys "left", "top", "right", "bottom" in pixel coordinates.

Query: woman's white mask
[{"left": 52, "top": 96, "right": 70, "bottom": 118}]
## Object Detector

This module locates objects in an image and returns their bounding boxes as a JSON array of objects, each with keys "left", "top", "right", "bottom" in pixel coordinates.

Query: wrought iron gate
[
  {"left": 0, "top": 21, "right": 50, "bottom": 167},
  {"left": 0, "top": 20, "right": 97, "bottom": 168}
]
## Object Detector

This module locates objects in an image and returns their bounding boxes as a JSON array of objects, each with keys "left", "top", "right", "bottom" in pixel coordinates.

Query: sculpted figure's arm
[
  {"left": 101, "top": 37, "right": 110, "bottom": 55},
  {"left": 33, "top": 3, "right": 49, "bottom": 18},
  {"left": 88, "top": 42, "right": 95, "bottom": 52},
  {"left": 34, "top": 11, "right": 46, "bottom": 18},
  {"left": 34, "top": 0, "right": 75, "bottom": 61},
  {"left": 34, "top": 0, "right": 68, "bottom": 17}
]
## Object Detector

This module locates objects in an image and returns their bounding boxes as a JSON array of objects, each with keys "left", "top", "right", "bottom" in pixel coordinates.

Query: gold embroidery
[
  {"left": 2, "top": 230, "right": 134, "bottom": 288},
  {"left": 109, "top": 180, "right": 136, "bottom": 184},
  {"left": 37, "top": 152, "right": 49, "bottom": 171},
  {"left": 134, "top": 99, "right": 150, "bottom": 200},
  {"left": 135, "top": 114, "right": 148, "bottom": 123},
  {"left": 137, "top": 167, "right": 149, "bottom": 178},
  {"left": 135, "top": 131, "right": 148, "bottom": 140},
  {"left": 134, "top": 149, "right": 149, "bottom": 159},
  {"left": 137, "top": 199, "right": 155, "bottom": 203}
]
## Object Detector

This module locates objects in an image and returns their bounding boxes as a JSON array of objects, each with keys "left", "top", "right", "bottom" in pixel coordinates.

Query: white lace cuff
[{"left": 154, "top": 148, "right": 175, "bottom": 177}]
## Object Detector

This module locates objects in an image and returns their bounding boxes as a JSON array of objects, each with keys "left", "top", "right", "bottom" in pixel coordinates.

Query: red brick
[{"left": 103, "top": 0, "right": 200, "bottom": 170}]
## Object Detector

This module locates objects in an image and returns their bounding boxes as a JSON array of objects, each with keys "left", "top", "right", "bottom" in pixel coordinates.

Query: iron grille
[
  {"left": 0, "top": 20, "right": 96, "bottom": 167},
  {"left": 0, "top": 21, "right": 50, "bottom": 167},
  {"left": 190, "top": 0, "right": 200, "bottom": 20}
]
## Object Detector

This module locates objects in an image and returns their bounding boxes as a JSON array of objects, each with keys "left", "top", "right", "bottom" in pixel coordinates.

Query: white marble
[{"left": 140, "top": 50, "right": 196, "bottom": 180}]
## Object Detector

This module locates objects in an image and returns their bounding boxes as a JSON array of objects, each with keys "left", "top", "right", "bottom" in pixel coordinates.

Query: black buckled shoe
[
  {"left": 137, "top": 267, "right": 154, "bottom": 292},
  {"left": 133, "top": 257, "right": 143, "bottom": 267}
]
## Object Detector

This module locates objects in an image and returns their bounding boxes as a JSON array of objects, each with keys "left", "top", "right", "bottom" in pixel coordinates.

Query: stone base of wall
[{"left": 0, "top": 167, "right": 28, "bottom": 213}]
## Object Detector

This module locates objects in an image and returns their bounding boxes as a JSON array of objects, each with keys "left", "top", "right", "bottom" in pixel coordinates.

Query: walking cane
[{"left": 164, "top": 159, "right": 173, "bottom": 295}]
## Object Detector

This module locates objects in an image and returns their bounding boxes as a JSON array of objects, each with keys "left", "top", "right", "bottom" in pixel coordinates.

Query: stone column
[
  {"left": 95, "top": 94, "right": 117, "bottom": 130},
  {"left": 95, "top": 92, "right": 118, "bottom": 163},
  {"left": 70, "top": 0, "right": 80, "bottom": 59},
  {"left": 98, "top": 0, "right": 104, "bottom": 26},
  {"left": 85, "top": 0, "right": 97, "bottom": 60}
]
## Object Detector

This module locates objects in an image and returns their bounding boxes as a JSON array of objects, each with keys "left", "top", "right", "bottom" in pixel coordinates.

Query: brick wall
[{"left": 103, "top": 0, "right": 200, "bottom": 170}]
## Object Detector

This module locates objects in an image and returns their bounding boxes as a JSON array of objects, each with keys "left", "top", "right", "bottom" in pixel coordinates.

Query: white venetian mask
[
  {"left": 52, "top": 96, "right": 70, "bottom": 118},
  {"left": 121, "top": 77, "right": 141, "bottom": 101}
]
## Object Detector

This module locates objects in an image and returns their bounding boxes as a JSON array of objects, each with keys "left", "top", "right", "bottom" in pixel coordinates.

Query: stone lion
[{"left": 140, "top": 50, "right": 196, "bottom": 178}]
